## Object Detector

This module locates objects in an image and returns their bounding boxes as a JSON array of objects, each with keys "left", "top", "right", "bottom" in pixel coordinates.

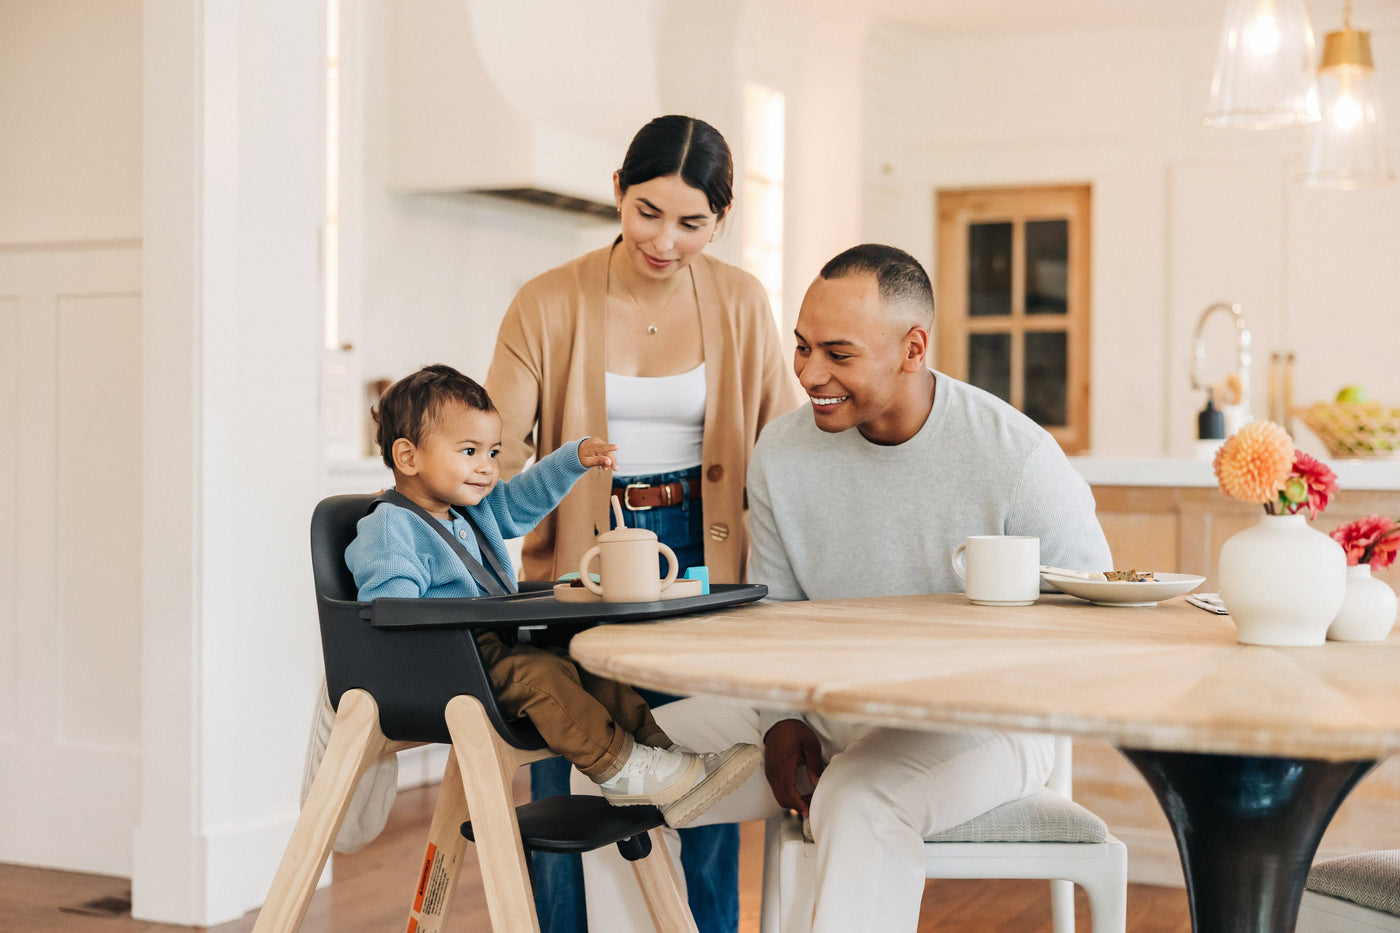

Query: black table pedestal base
[{"left": 1121, "top": 748, "right": 1375, "bottom": 933}]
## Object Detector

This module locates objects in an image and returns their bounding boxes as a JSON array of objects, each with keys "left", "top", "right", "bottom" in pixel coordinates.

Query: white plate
[{"left": 1041, "top": 571, "right": 1206, "bottom": 607}]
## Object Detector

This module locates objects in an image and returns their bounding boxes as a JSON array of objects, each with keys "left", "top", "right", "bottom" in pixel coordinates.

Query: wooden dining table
[{"left": 569, "top": 592, "right": 1400, "bottom": 933}]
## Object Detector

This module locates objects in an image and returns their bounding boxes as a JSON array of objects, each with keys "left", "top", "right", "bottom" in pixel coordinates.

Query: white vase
[
  {"left": 1218, "top": 513, "right": 1347, "bottom": 646},
  {"left": 1326, "top": 564, "right": 1398, "bottom": 642}
]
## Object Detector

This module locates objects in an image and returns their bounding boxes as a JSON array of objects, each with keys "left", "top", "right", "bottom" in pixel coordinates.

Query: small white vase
[
  {"left": 1218, "top": 513, "right": 1347, "bottom": 646},
  {"left": 1327, "top": 564, "right": 1398, "bottom": 642}
]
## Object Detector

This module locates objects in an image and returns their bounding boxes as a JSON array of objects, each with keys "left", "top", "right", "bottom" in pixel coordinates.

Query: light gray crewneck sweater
[{"left": 747, "top": 371, "right": 1112, "bottom": 602}]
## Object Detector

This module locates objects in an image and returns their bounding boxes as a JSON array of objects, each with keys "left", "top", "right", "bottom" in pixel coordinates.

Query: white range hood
[{"left": 387, "top": 0, "right": 662, "bottom": 219}]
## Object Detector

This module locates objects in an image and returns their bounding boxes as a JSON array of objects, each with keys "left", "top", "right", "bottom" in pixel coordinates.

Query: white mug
[{"left": 950, "top": 535, "right": 1041, "bottom": 607}]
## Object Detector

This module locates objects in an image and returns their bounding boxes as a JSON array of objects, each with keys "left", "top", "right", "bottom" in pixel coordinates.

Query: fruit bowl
[{"left": 1293, "top": 401, "right": 1400, "bottom": 459}]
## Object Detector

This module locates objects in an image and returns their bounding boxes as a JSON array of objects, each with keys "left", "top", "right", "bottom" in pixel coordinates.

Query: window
[
  {"left": 741, "top": 82, "right": 785, "bottom": 328},
  {"left": 935, "top": 185, "right": 1091, "bottom": 453}
]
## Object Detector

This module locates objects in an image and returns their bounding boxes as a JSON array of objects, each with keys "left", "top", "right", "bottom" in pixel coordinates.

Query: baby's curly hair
[{"left": 372, "top": 364, "right": 496, "bottom": 469}]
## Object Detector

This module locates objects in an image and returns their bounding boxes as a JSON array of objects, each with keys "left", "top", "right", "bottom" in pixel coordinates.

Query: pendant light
[
  {"left": 1204, "top": 0, "right": 1321, "bottom": 128},
  {"left": 1300, "top": 0, "right": 1395, "bottom": 188}
]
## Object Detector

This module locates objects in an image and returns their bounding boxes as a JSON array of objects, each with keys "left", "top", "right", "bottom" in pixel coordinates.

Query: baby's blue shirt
[{"left": 345, "top": 440, "right": 587, "bottom": 600}]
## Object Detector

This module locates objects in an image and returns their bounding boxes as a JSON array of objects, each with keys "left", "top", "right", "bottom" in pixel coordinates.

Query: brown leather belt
[{"left": 612, "top": 480, "right": 700, "bottom": 511}]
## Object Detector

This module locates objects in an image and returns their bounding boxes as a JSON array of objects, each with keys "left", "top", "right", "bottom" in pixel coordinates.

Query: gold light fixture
[
  {"left": 1204, "top": 0, "right": 1321, "bottom": 128},
  {"left": 1300, "top": 0, "right": 1395, "bottom": 188}
]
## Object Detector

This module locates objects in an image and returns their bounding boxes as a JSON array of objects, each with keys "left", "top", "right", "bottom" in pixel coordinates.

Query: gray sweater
[{"left": 747, "top": 371, "right": 1111, "bottom": 601}]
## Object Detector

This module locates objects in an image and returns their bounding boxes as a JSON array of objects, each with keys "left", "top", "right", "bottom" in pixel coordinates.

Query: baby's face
[{"left": 415, "top": 402, "right": 502, "bottom": 508}]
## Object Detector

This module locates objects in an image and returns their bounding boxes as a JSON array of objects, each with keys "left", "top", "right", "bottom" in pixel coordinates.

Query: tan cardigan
[{"left": 485, "top": 244, "right": 802, "bottom": 584}]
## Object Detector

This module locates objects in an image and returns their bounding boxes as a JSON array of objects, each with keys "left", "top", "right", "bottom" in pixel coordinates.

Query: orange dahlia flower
[{"left": 1213, "top": 421, "right": 1294, "bottom": 505}]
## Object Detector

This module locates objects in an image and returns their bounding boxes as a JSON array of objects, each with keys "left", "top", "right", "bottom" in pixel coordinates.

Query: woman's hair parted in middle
[{"left": 617, "top": 115, "right": 733, "bottom": 217}]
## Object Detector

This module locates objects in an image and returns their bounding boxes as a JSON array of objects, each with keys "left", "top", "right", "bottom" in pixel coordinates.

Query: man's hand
[
  {"left": 578, "top": 438, "right": 619, "bottom": 471},
  {"left": 763, "top": 719, "right": 825, "bottom": 817}
]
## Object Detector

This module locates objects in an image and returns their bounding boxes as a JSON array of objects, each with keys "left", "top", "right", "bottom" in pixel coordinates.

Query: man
[{"left": 577, "top": 244, "right": 1111, "bottom": 932}]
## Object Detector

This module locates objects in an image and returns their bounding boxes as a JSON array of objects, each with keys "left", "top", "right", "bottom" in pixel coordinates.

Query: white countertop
[{"left": 1070, "top": 457, "right": 1400, "bottom": 490}]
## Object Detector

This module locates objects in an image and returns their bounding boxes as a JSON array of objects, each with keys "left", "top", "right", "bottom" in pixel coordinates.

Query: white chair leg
[
  {"left": 1050, "top": 878, "right": 1076, "bottom": 933},
  {"left": 1080, "top": 844, "right": 1129, "bottom": 933},
  {"left": 759, "top": 814, "right": 817, "bottom": 933}
]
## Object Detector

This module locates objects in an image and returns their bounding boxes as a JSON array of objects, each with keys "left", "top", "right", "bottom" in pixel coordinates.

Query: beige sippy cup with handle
[{"left": 580, "top": 496, "right": 679, "bottom": 602}]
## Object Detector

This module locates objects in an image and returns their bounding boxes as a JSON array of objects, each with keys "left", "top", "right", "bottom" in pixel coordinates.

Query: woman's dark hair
[
  {"left": 372, "top": 364, "right": 496, "bottom": 469},
  {"left": 617, "top": 115, "right": 733, "bottom": 216}
]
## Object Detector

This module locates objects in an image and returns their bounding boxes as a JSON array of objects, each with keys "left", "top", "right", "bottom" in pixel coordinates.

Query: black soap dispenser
[
  {"left": 1198, "top": 396, "right": 1225, "bottom": 440},
  {"left": 1196, "top": 395, "right": 1225, "bottom": 459}
]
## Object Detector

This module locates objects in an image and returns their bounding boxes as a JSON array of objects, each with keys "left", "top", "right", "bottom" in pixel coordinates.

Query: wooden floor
[{"left": 0, "top": 779, "right": 1193, "bottom": 933}]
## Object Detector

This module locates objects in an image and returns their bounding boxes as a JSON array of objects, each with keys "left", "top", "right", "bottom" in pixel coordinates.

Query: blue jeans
[{"left": 531, "top": 467, "right": 740, "bottom": 933}]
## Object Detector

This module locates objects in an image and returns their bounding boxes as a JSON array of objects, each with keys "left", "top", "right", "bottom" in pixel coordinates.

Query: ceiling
[
  {"left": 827, "top": 0, "right": 1400, "bottom": 37},
  {"left": 839, "top": 0, "right": 1226, "bottom": 36}
]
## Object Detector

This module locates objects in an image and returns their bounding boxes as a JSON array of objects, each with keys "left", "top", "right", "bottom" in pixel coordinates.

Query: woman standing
[{"left": 485, "top": 114, "right": 799, "bottom": 933}]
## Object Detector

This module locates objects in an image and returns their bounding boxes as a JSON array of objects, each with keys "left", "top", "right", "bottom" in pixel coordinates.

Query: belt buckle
[{"left": 623, "top": 482, "right": 652, "bottom": 511}]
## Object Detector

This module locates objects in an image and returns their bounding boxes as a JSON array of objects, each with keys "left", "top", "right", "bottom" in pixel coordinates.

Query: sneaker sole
[{"left": 661, "top": 745, "right": 763, "bottom": 828}]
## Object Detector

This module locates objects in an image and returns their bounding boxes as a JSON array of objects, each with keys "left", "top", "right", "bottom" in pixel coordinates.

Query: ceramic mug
[
  {"left": 580, "top": 530, "right": 679, "bottom": 603},
  {"left": 950, "top": 535, "right": 1041, "bottom": 606}
]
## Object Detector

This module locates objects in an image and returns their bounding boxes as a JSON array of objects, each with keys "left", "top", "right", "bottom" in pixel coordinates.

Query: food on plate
[{"left": 1103, "top": 569, "right": 1156, "bottom": 582}]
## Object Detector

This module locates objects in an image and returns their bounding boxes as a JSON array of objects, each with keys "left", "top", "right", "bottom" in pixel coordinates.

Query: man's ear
[
  {"left": 391, "top": 437, "right": 419, "bottom": 475},
  {"left": 901, "top": 324, "right": 930, "bottom": 373}
]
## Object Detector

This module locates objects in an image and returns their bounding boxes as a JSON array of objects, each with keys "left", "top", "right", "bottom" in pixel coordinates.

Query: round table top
[{"left": 568, "top": 593, "right": 1400, "bottom": 761}]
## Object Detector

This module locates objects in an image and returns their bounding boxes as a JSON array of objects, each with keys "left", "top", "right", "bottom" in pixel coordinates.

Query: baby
[{"left": 345, "top": 364, "right": 758, "bottom": 825}]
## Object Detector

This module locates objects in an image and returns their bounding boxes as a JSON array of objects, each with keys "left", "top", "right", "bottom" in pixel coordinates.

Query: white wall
[
  {"left": 134, "top": 0, "right": 326, "bottom": 923},
  {"left": 864, "top": 15, "right": 1400, "bottom": 458}
]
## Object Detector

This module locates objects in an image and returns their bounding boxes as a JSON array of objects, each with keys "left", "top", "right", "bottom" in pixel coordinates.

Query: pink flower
[
  {"left": 1284, "top": 451, "right": 1338, "bottom": 519},
  {"left": 1330, "top": 515, "right": 1400, "bottom": 569}
]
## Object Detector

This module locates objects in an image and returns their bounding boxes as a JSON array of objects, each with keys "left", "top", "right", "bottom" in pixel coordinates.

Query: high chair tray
[{"left": 362, "top": 583, "right": 768, "bottom": 630}]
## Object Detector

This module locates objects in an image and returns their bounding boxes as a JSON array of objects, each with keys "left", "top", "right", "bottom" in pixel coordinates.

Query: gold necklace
[{"left": 612, "top": 262, "right": 691, "bottom": 335}]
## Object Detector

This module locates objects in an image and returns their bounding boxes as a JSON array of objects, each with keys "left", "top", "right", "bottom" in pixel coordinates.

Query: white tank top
[{"left": 605, "top": 363, "right": 707, "bottom": 476}]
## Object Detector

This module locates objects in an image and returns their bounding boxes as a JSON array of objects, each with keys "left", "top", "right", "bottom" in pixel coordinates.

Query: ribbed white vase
[
  {"left": 1327, "top": 564, "right": 1398, "bottom": 642},
  {"left": 1218, "top": 513, "right": 1347, "bottom": 646}
]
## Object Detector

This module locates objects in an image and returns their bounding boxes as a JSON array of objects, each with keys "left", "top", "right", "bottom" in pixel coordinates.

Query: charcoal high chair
[{"left": 252, "top": 493, "right": 696, "bottom": 933}]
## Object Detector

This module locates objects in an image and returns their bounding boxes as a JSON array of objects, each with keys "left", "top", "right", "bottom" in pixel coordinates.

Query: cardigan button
[
  {"left": 457, "top": 529, "right": 469, "bottom": 540},
  {"left": 706, "top": 464, "right": 724, "bottom": 482},
  {"left": 709, "top": 522, "right": 730, "bottom": 541}
]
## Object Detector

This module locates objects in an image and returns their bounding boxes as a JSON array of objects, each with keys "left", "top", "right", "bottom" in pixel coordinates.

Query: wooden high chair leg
[
  {"left": 253, "top": 689, "right": 393, "bottom": 933},
  {"left": 402, "top": 752, "right": 472, "bottom": 933},
  {"left": 443, "top": 694, "right": 545, "bottom": 933},
  {"left": 631, "top": 826, "right": 700, "bottom": 933}
]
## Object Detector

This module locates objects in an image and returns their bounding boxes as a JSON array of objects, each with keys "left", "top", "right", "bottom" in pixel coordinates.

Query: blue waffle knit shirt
[{"left": 346, "top": 440, "right": 587, "bottom": 600}]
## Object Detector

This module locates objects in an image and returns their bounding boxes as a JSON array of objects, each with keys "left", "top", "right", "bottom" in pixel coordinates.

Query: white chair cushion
[
  {"left": 924, "top": 788, "right": 1109, "bottom": 844},
  {"left": 1307, "top": 850, "right": 1400, "bottom": 916}
]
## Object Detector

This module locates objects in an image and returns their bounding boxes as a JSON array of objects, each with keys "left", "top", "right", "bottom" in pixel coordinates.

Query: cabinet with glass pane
[{"left": 935, "top": 185, "right": 1091, "bottom": 453}]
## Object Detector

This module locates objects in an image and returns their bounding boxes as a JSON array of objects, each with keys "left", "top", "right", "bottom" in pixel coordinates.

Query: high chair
[{"left": 252, "top": 493, "right": 695, "bottom": 933}]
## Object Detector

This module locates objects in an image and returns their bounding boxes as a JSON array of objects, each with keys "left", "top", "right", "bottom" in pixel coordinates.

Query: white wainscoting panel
[{"left": 0, "top": 245, "right": 142, "bottom": 874}]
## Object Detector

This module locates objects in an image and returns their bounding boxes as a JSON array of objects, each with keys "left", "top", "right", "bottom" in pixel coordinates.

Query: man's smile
[{"left": 810, "top": 395, "right": 849, "bottom": 407}]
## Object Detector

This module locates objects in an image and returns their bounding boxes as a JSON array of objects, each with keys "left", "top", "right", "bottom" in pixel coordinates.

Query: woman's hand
[{"left": 578, "top": 438, "right": 620, "bottom": 471}]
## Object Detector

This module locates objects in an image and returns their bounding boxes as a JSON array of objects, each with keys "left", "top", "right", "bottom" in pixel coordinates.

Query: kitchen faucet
[{"left": 1190, "top": 301, "right": 1252, "bottom": 433}]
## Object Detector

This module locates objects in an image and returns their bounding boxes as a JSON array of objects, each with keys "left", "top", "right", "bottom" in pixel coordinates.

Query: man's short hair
[
  {"left": 819, "top": 244, "right": 934, "bottom": 326},
  {"left": 372, "top": 364, "right": 496, "bottom": 469}
]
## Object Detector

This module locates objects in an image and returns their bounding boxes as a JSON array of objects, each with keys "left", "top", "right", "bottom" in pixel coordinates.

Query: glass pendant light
[
  {"left": 1204, "top": 0, "right": 1321, "bottom": 128},
  {"left": 1300, "top": 1, "right": 1395, "bottom": 188}
]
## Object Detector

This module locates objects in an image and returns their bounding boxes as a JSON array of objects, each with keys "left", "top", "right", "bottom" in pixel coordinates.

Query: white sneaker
[{"left": 599, "top": 742, "right": 762, "bottom": 828}]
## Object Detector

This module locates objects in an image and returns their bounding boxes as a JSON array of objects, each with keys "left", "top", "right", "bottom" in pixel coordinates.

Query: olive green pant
[{"left": 477, "top": 633, "right": 668, "bottom": 781}]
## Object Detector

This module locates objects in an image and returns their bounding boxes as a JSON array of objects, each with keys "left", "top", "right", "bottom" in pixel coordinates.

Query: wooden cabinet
[{"left": 1076, "top": 482, "right": 1400, "bottom": 885}]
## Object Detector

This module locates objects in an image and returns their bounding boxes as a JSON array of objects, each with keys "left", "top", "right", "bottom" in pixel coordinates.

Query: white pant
[{"left": 572, "top": 695, "right": 1054, "bottom": 933}]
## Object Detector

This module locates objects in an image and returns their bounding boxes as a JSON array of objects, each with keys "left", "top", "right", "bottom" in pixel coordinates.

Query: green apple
[{"left": 1336, "top": 385, "right": 1370, "bottom": 404}]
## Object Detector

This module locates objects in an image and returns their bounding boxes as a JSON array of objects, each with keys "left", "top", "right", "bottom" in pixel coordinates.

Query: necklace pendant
[{"left": 647, "top": 325, "right": 658, "bottom": 335}]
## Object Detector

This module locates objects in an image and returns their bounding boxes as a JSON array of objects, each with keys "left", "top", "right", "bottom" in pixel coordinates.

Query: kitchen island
[{"left": 1065, "top": 456, "right": 1400, "bottom": 886}]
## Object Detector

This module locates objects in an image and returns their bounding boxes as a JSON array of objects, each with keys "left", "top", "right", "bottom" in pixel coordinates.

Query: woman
[{"left": 485, "top": 114, "right": 800, "bottom": 933}]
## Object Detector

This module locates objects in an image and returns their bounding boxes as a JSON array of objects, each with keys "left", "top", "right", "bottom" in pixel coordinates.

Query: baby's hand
[{"left": 578, "top": 438, "right": 619, "bottom": 472}]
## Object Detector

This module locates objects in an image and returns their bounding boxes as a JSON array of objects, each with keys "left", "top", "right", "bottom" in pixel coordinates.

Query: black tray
[{"left": 362, "top": 582, "right": 768, "bottom": 630}]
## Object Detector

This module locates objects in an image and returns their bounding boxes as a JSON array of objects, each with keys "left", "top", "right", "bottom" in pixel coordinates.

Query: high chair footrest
[{"left": 461, "top": 796, "right": 664, "bottom": 856}]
